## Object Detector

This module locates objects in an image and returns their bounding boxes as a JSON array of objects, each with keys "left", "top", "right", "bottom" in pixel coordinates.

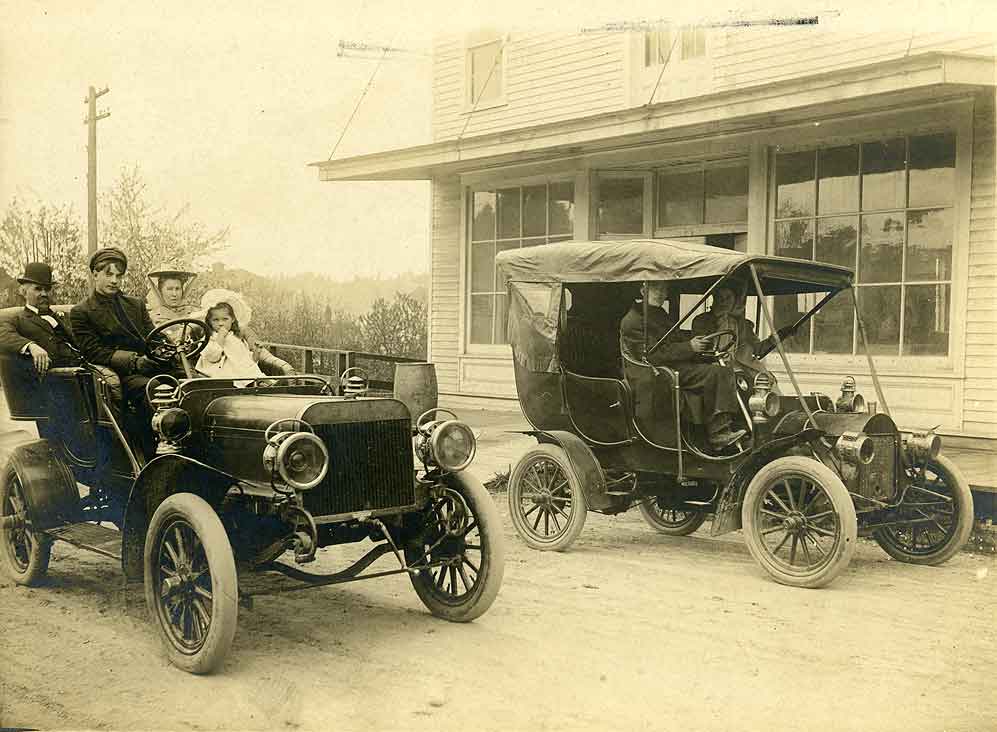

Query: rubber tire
[
  {"left": 508, "top": 444, "right": 588, "bottom": 551},
  {"left": 742, "top": 456, "right": 857, "bottom": 589},
  {"left": 144, "top": 493, "right": 238, "bottom": 674},
  {"left": 637, "top": 499, "right": 708, "bottom": 536},
  {"left": 408, "top": 470, "right": 505, "bottom": 622},
  {"left": 873, "top": 453, "right": 974, "bottom": 566},
  {"left": 0, "top": 466, "right": 52, "bottom": 586}
]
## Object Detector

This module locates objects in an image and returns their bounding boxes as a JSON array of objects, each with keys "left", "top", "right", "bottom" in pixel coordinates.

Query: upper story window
[
  {"left": 469, "top": 182, "right": 574, "bottom": 345},
  {"left": 680, "top": 27, "right": 706, "bottom": 59},
  {"left": 771, "top": 132, "right": 957, "bottom": 358},
  {"left": 643, "top": 26, "right": 705, "bottom": 67},
  {"left": 643, "top": 28, "right": 673, "bottom": 67},
  {"left": 467, "top": 39, "right": 503, "bottom": 107}
]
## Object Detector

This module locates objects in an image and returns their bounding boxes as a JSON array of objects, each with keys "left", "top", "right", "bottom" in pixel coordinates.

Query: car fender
[
  {"left": 527, "top": 429, "right": 610, "bottom": 511},
  {"left": 120, "top": 454, "right": 235, "bottom": 580},
  {"left": 712, "top": 428, "right": 824, "bottom": 536},
  {"left": 4, "top": 439, "right": 80, "bottom": 530}
]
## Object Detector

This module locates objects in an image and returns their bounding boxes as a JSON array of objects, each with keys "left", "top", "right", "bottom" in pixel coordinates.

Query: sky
[{"left": 1, "top": 0, "right": 992, "bottom": 280}]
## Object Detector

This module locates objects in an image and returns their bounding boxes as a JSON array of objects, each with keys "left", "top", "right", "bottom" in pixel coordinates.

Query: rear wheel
[
  {"left": 637, "top": 498, "right": 707, "bottom": 536},
  {"left": 742, "top": 456, "right": 857, "bottom": 588},
  {"left": 508, "top": 444, "right": 587, "bottom": 551},
  {"left": 144, "top": 493, "right": 238, "bottom": 674},
  {"left": 873, "top": 454, "right": 973, "bottom": 565},
  {"left": 0, "top": 467, "right": 52, "bottom": 586},
  {"left": 406, "top": 471, "right": 504, "bottom": 622}
]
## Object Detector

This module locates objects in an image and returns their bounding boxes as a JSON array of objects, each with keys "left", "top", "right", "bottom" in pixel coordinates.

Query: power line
[
  {"left": 645, "top": 28, "right": 682, "bottom": 109},
  {"left": 327, "top": 37, "right": 398, "bottom": 162}
]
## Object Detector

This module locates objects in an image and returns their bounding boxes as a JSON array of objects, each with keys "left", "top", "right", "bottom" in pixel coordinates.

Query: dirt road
[{"left": 1, "top": 493, "right": 994, "bottom": 732}]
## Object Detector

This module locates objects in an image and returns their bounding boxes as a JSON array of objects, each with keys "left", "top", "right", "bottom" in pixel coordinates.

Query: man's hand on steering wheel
[{"left": 697, "top": 329, "right": 737, "bottom": 360}]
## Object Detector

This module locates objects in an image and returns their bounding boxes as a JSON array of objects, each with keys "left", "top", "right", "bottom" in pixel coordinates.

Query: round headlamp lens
[
  {"left": 276, "top": 433, "right": 329, "bottom": 490},
  {"left": 152, "top": 407, "right": 191, "bottom": 442},
  {"left": 430, "top": 421, "right": 476, "bottom": 471}
]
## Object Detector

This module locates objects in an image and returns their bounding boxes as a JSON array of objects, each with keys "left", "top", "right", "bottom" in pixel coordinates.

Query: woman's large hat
[{"left": 196, "top": 288, "right": 253, "bottom": 327}]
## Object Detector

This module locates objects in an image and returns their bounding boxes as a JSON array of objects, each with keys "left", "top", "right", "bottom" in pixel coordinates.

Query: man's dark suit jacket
[
  {"left": 620, "top": 302, "right": 695, "bottom": 367},
  {"left": 70, "top": 292, "right": 155, "bottom": 373},
  {"left": 0, "top": 307, "right": 82, "bottom": 367}
]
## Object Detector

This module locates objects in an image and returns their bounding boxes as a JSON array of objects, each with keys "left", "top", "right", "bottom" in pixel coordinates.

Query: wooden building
[{"left": 314, "top": 27, "right": 996, "bottom": 446}]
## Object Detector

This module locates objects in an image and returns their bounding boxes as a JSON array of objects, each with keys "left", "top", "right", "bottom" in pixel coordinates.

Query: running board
[{"left": 45, "top": 522, "right": 122, "bottom": 560}]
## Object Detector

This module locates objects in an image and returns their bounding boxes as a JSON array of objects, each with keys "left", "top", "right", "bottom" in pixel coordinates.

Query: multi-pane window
[
  {"left": 643, "top": 28, "right": 672, "bottom": 67},
  {"left": 469, "top": 182, "right": 574, "bottom": 344},
  {"left": 657, "top": 162, "right": 748, "bottom": 228},
  {"left": 772, "top": 133, "right": 956, "bottom": 357},
  {"left": 468, "top": 40, "right": 503, "bottom": 105},
  {"left": 680, "top": 27, "right": 706, "bottom": 59},
  {"left": 644, "top": 27, "right": 704, "bottom": 66}
]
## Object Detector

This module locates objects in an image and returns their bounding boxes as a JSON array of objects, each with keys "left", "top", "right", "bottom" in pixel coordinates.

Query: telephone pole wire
[{"left": 84, "top": 85, "right": 110, "bottom": 256}]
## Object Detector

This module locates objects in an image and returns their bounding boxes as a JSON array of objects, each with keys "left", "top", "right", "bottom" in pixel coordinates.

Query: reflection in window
[
  {"left": 657, "top": 163, "right": 748, "bottom": 228},
  {"left": 468, "top": 182, "right": 574, "bottom": 345},
  {"left": 598, "top": 177, "right": 644, "bottom": 235},
  {"left": 772, "top": 132, "right": 955, "bottom": 357}
]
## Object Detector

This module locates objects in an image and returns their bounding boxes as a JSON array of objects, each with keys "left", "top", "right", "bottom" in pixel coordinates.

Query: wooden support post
[{"left": 304, "top": 348, "right": 314, "bottom": 374}]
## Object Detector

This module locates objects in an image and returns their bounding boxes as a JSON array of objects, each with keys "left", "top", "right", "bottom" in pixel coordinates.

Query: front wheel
[
  {"left": 0, "top": 466, "right": 52, "bottom": 586},
  {"left": 406, "top": 471, "right": 504, "bottom": 622},
  {"left": 507, "top": 444, "right": 587, "bottom": 551},
  {"left": 144, "top": 493, "right": 238, "bottom": 674},
  {"left": 637, "top": 498, "right": 707, "bottom": 536},
  {"left": 873, "top": 454, "right": 974, "bottom": 565},
  {"left": 742, "top": 456, "right": 857, "bottom": 588}
]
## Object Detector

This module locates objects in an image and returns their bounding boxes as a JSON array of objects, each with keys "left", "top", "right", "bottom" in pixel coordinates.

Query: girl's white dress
[{"left": 195, "top": 332, "right": 266, "bottom": 380}]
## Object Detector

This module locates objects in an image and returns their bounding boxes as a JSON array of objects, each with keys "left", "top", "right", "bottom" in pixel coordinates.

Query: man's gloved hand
[
  {"left": 135, "top": 355, "right": 160, "bottom": 375},
  {"left": 690, "top": 336, "right": 713, "bottom": 354},
  {"left": 26, "top": 342, "right": 51, "bottom": 375},
  {"left": 755, "top": 326, "right": 796, "bottom": 358}
]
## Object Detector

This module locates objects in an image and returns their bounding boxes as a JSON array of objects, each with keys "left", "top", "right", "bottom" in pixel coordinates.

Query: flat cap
[{"left": 89, "top": 246, "right": 128, "bottom": 272}]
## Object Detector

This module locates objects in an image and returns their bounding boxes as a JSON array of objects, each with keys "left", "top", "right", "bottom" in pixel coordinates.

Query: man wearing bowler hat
[
  {"left": 70, "top": 247, "right": 160, "bottom": 415},
  {"left": 0, "top": 262, "right": 83, "bottom": 374}
]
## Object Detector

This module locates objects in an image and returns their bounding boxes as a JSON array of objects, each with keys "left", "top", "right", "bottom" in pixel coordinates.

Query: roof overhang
[{"left": 311, "top": 52, "right": 995, "bottom": 182}]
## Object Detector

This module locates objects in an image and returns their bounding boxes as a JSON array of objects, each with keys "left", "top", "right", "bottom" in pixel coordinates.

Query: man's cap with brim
[
  {"left": 17, "top": 262, "right": 56, "bottom": 287},
  {"left": 89, "top": 246, "right": 128, "bottom": 272}
]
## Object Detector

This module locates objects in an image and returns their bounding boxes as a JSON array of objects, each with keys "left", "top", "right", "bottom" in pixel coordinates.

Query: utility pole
[{"left": 84, "top": 86, "right": 110, "bottom": 256}]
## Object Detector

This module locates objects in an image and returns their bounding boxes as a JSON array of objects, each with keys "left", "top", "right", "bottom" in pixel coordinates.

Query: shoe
[{"left": 708, "top": 427, "right": 748, "bottom": 450}]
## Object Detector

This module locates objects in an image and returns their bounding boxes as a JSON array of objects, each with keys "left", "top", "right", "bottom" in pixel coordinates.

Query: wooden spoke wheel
[
  {"left": 144, "top": 493, "right": 238, "bottom": 674},
  {"left": 508, "top": 444, "right": 587, "bottom": 551},
  {"left": 0, "top": 467, "right": 52, "bottom": 586},
  {"left": 638, "top": 498, "right": 707, "bottom": 536},
  {"left": 742, "top": 456, "right": 857, "bottom": 589},
  {"left": 406, "top": 471, "right": 504, "bottom": 622},
  {"left": 873, "top": 454, "right": 974, "bottom": 565}
]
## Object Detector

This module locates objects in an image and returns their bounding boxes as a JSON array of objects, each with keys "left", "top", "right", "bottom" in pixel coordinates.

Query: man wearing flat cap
[
  {"left": 70, "top": 247, "right": 160, "bottom": 414},
  {"left": 0, "top": 262, "right": 83, "bottom": 374}
]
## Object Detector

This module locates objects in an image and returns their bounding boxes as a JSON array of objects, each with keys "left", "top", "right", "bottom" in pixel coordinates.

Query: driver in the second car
[
  {"left": 70, "top": 247, "right": 161, "bottom": 418},
  {"left": 620, "top": 281, "right": 747, "bottom": 452}
]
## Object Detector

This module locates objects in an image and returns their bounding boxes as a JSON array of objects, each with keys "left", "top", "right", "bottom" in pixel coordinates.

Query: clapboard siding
[
  {"left": 429, "top": 177, "right": 462, "bottom": 393},
  {"left": 962, "top": 91, "right": 997, "bottom": 437},
  {"left": 432, "top": 32, "right": 625, "bottom": 142}
]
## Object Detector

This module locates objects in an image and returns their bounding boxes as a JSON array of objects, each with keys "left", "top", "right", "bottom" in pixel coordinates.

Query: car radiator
[
  {"left": 854, "top": 433, "right": 900, "bottom": 503},
  {"left": 304, "top": 419, "right": 416, "bottom": 517}
]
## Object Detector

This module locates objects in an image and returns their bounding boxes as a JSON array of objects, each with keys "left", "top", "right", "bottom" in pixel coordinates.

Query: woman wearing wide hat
[{"left": 146, "top": 264, "right": 197, "bottom": 327}]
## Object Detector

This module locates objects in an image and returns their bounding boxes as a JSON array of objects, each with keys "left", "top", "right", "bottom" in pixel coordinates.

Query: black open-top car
[
  {"left": 0, "top": 312, "right": 504, "bottom": 673},
  {"left": 494, "top": 239, "right": 973, "bottom": 588}
]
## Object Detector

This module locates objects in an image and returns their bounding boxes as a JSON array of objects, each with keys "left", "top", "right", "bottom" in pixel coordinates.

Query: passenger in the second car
[
  {"left": 146, "top": 265, "right": 197, "bottom": 328},
  {"left": 193, "top": 289, "right": 294, "bottom": 379}
]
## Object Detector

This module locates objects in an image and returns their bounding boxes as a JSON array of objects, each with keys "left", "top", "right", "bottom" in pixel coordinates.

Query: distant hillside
[{"left": 195, "top": 264, "right": 428, "bottom": 314}]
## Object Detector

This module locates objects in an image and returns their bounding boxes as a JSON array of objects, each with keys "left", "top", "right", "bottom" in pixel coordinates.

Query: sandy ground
[{"left": 1, "top": 489, "right": 994, "bottom": 732}]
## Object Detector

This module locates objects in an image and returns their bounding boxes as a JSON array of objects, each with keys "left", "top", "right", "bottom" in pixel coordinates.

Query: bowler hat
[
  {"left": 17, "top": 262, "right": 55, "bottom": 287},
  {"left": 89, "top": 246, "right": 128, "bottom": 273}
]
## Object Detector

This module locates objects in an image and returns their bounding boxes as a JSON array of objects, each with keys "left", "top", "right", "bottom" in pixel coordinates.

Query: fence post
[{"left": 304, "top": 348, "right": 314, "bottom": 374}]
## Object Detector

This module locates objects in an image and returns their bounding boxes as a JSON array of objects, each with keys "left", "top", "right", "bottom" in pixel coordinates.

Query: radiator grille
[
  {"left": 857, "top": 434, "right": 899, "bottom": 502},
  {"left": 304, "top": 419, "right": 415, "bottom": 517}
]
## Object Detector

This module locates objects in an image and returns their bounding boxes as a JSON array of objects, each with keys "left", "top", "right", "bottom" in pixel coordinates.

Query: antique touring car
[
  {"left": 495, "top": 239, "right": 973, "bottom": 588},
  {"left": 0, "top": 314, "right": 503, "bottom": 673}
]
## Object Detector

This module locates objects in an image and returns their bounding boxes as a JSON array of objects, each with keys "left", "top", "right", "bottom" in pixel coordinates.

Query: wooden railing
[{"left": 258, "top": 342, "right": 425, "bottom": 392}]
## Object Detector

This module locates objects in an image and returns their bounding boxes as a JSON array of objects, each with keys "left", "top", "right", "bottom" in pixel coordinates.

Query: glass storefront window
[
  {"left": 598, "top": 177, "right": 644, "bottom": 235},
  {"left": 773, "top": 132, "right": 956, "bottom": 357},
  {"left": 657, "top": 163, "right": 748, "bottom": 229}
]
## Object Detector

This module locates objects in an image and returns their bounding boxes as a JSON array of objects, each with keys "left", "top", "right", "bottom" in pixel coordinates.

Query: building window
[
  {"left": 643, "top": 28, "right": 672, "bottom": 67},
  {"left": 680, "top": 27, "right": 706, "bottom": 59},
  {"left": 598, "top": 177, "right": 645, "bottom": 236},
  {"left": 657, "top": 162, "right": 748, "bottom": 229},
  {"left": 771, "top": 132, "right": 956, "bottom": 357},
  {"left": 468, "top": 39, "right": 503, "bottom": 106},
  {"left": 469, "top": 182, "right": 574, "bottom": 345}
]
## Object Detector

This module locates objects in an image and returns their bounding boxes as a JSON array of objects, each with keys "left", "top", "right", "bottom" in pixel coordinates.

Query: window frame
[
  {"left": 464, "top": 176, "right": 576, "bottom": 354},
  {"left": 766, "top": 128, "right": 962, "bottom": 372},
  {"left": 653, "top": 157, "right": 750, "bottom": 237},
  {"left": 463, "top": 36, "right": 507, "bottom": 113}
]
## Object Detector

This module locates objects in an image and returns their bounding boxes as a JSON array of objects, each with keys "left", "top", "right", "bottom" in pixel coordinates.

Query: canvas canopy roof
[{"left": 495, "top": 239, "right": 854, "bottom": 295}]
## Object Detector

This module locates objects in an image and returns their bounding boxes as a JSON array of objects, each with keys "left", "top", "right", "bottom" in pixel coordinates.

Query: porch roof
[{"left": 311, "top": 52, "right": 995, "bottom": 182}]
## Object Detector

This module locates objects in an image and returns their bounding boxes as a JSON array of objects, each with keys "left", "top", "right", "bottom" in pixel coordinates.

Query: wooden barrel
[{"left": 393, "top": 362, "right": 438, "bottom": 424}]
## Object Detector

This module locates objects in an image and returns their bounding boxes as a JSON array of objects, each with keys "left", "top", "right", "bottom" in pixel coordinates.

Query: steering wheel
[
  {"left": 416, "top": 408, "right": 459, "bottom": 434},
  {"left": 699, "top": 329, "right": 737, "bottom": 361},
  {"left": 145, "top": 318, "right": 211, "bottom": 365}
]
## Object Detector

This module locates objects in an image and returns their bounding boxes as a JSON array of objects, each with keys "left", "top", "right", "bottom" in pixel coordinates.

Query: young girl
[{"left": 194, "top": 289, "right": 293, "bottom": 379}]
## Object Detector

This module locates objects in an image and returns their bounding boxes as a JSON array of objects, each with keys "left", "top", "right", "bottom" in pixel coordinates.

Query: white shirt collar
[{"left": 25, "top": 303, "right": 59, "bottom": 326}]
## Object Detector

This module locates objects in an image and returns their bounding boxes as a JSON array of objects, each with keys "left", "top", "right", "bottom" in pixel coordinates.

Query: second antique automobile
[
  {"left": 495, "top": 239, "right": 973, "bottom": 588},
  {"left": 0, "top": 312, "right": 504, "bottom": 673}
]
